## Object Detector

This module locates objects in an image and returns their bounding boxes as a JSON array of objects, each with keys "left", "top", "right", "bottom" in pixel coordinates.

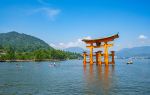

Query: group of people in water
[
  {"left": 16, "top": 62, "right": 58, "bottom": 68},
  {"left": 48, "top": 62, "right": 57, "bottom": 67}
]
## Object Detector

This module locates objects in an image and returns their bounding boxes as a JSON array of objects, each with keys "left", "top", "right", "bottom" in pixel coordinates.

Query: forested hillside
[
  {"left": 0, "top": 31, "right": 53, "bottom": 52},
  {"left": 0, "top": 32, "right": 82, "bottom": 61}
]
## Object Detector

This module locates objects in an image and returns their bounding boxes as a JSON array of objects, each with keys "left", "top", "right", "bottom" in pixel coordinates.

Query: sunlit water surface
[{"left": 0, "top": 59, "right": 150, "bottom": 95}]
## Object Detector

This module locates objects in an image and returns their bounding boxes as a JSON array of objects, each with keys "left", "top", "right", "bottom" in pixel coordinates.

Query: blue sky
[{"left": 0, "top": 0, "right": 150, "bottom": 50}]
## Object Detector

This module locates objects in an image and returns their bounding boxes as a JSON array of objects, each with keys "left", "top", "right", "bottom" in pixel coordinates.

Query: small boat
[{"left": 127, "top": 60, "right": 133, "bottom": 64}]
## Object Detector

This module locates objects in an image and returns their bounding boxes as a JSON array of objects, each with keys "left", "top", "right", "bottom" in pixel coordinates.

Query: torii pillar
[
  {"left": 96, "top": 51, "right": 102, "bottom": 65},
  {"left": 111, "top": 51, "right": 115, "bottom": 64},
  {"left": 88, "top": 43, "right": 94, "bottom": 65},
  {"left": 83, "top": 51, "right": 87, "bottom": 65},
  {"left": 104, "top": 42, "right": 113, "bottom": 65}
]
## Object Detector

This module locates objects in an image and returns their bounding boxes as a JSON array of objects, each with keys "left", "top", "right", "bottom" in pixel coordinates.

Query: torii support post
[
  {"left": 88, "top": 44, "right": 94, "bottom": 65},
  {"left": 104, "top": 42, "right": 113, "bottom": 65},
  {"left": 111, "top": 51, "right": 115, "bottom": 64},
  {"left": 96, "top": 51, "right": 102, "bottom": 65},
  {"left": 83, "top": 52, "right": 87, "bottom": 65}
]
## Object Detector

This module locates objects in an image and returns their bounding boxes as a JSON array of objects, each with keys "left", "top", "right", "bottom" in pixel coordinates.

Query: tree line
[{"left": 0, "top": 46, "right": 82, "bottom": 61}]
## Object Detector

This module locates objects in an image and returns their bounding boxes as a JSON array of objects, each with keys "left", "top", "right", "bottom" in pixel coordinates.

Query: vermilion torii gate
[{"left": 82, "top": 34, "right": 119, "bottom": 65}]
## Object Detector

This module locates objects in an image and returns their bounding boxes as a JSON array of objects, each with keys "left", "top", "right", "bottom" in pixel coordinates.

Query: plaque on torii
[{"left": 82, "top": 33, "right": 119, "bottom": 65}]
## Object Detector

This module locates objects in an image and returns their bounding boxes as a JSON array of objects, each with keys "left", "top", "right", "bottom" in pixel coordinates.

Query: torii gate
[{"left": 82, "top": 34, "right": 119, "bottom": 65}]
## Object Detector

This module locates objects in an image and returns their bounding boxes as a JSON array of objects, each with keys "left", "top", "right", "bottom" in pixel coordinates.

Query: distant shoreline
[{"left": 0, "top": 59, "right": 65, "bottom": 62}]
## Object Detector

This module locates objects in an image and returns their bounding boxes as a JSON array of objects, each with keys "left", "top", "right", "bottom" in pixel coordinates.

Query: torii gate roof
[{"left": 82, "top": 33, "right": 119, "bottom": 44}]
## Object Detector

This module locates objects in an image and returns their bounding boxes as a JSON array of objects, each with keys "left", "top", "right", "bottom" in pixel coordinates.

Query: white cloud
[
  {"left": 31, "top": 7, "right": 61, "bottom": 20},
  {"left": 83, "top": 36, "right": 92, "bottom": 40},
  {"left": 138, "top": 35, "right": 147, "bottom": 39},
  {"left": 45, "top": 8, "right": 60, "bottom": 20},
  {"left": 49, "top": 43, "right": 56, "bottom": 47},
  {"left": 123, "top": 35, "right": 150, "bottom": 48},
  {"left": 49, "top": 36, "right": 92, "bottom": 49},
  {"left": 138, "top": 34, "right": 149, "bottom": 45},
  {"left": 59, "top": 43, "right": 64, "bottom": 46}
]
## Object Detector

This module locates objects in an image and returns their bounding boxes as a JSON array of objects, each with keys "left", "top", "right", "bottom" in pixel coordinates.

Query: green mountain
[
  {"left": 0, "top": 31, "right": 81, "bottom": 61},
  {"left": 116, "top": 46, "right": 150, "bottom": 57},
  {"left": 0, "top": 31, "right": 53, "bottom": 52}
]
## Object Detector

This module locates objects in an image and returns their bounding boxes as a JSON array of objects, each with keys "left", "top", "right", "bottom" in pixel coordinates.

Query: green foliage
[
  {"left": 6, "top": 47, "right": 16, "bottom": 60},
  {"left": 0, "top": 47, "right": 82, "bottom": 61},
  {"left": 33, "top": 50, "right": 51, "bottom": 60}
]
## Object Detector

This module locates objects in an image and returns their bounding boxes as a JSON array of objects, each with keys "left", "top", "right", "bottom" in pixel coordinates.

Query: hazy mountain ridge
[
  {"left": 64, "top": 47, "right": 88, "bottom": 53},
  {"left": 116, "top": 46, "right": 150, "bottom": 57}
]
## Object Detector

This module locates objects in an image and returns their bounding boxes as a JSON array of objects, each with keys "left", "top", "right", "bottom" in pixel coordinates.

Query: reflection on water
[{"left": 83, "top": 65, "right": 115, "bottom": 95}]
